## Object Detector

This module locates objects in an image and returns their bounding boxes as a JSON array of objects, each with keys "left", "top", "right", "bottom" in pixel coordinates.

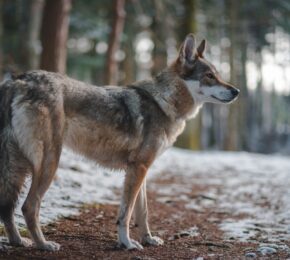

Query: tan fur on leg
[
  {"left": 117, "top": 164, "right": 148, "bottom": 250},
  {"left": 22, "top": 149, "right": 61, "bottom": 251},
  {"left": 134, "top": 179, "right": 164, "bottom": 246}
]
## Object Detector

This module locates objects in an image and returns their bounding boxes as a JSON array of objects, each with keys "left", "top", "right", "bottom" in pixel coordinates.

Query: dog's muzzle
[{"left": 231, "top": 88, "right": 240, "bottom": 98}]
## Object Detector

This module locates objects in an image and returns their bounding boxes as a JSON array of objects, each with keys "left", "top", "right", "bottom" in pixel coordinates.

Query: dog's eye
[{"left": 206, "top": 73, "right": 215, "bottom": 79}]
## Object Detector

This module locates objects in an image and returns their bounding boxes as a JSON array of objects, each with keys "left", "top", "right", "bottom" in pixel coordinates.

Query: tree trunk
[
  {"left": 176, "top": 0, "right": 201, "bottom": 150},
  {"left": 27, "top": 0, "right": 45, "bottom": 70},
  {"left": 40, "top": 0, "right": 72, "bottom": 73},
  {"left": 178, "top": 0, "right": 196, "bottom": 39},
  {"left": 224, "top": 0, "right": 239, "bottom": 150},
  {"left": 105, "top": 0, "right": 126, "bottom": 85},
  {"left": 151, "top": 1, "right": 167, "bottom": 77}
]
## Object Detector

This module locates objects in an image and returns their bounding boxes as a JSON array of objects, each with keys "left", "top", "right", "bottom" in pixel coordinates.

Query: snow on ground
[
  {"left": 2, "top": 147, "right": 290, "bottom": 248},
  {"left": 150, "top": 148, "right": 290, "bottom": 246}
]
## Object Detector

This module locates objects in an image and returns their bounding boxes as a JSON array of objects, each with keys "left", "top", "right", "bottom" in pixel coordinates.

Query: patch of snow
[
  {"left": 150, "top": 148, "right": 290, "bottom": 246},
  {"left": 219, "top": 219, "right": 259, "bottom": 241}
]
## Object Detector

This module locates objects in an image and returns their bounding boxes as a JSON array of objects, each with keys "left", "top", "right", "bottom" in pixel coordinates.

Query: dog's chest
[{"left": 156, "top": 120, "right": 186, "bottom": 156}]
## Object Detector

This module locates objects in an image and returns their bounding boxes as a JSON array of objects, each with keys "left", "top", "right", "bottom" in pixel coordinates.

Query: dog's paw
[
  {"left": 37, "top": 241, "right": 61, "bottom": 251},
  {"left": 20, "top": 238, "right": 33, "bottom": 247},
  {"left": 11, "top": 237, "right": 33, "bottom": 248},
  {"left": 142, "top": 235, "right": 164, "bottom": 246},
  {"left": 118, "top": 239, "right": 143, "bottom": 250},
  {"left": 128, "top": 239, "right": 144, "bottom": 250}
]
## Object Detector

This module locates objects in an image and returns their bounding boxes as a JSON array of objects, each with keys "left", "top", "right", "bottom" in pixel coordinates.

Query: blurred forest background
[{"left": 0, "top": 0, "right": 290, "bottom": 154}]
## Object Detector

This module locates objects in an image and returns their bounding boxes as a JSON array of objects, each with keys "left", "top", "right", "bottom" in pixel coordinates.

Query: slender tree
[
  {"left": 40, "top": 0, "right": 72, "bottom": 73},
  {"left": 105, "top": 0, "right": 126, "bottom": 85},
  {"left": 224, "top": 0, "right": 239, "bottom": 150},
  {"left": 175, "top": 0, "right": 202, "bottom": 150},
  {"left": 26, "top": 0, "right": 45, "bottom": 70}
]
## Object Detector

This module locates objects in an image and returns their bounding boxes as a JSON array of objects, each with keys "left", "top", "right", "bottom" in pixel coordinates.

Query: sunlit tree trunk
[
  {"left": 105, "top": 0, "right": 126, "bottom": 85},
  {"left": 40, "top": 0, "right": 72, "bottom": 73},
  {"left": 186, "top": 0, "right": 201, "bottom": 151},
  {"left": 175, "top": 0, "right": 201, "bottom": 150},
  {"left": 224, "top": 0, "right": 239, "bottom": 150}
]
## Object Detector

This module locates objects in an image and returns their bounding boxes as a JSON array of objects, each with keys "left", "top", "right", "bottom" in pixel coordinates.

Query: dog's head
[{"left": 172, "top": 34, "right": 239, "bottom": 104}]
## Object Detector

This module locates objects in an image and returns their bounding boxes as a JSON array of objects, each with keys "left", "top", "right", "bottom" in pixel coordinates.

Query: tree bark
[
  {"left": 176, "top": 0, "right": 201, "bottom": 150},
  {"left": 27, "top": 0, "right": 45, "bottom": 70},
  {"left": 40, "top": 0, "right": 72, "bottom": 73},
  {"left": 105, "top": 0, "right": 126, "bottom": 85},
  {"left": 224, "top": 0, "right": 239, "bottom": 151}
]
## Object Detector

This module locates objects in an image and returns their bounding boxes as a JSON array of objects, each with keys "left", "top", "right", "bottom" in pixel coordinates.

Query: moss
[
  {"left": 81, "top": 202, "right": 101, "bottom": 210},
  {"left": 0, "top": 225, "right": 29, "bottom": 237},
  {"left": 19, "top": 227, "right": 29, "bottom": 237}
]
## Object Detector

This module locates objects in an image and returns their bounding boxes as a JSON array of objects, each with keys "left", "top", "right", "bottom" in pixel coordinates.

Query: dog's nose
[{"left": 231, "top": 88, "right": 240, "bottom": 97}]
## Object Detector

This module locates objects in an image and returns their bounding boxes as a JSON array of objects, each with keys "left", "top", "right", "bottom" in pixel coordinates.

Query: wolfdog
[{"left": 0, "top": 34, "right": 239, "bottom": 251}]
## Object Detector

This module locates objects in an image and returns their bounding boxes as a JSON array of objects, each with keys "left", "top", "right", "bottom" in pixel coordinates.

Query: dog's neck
[
  {"left": 154, "top": 70, "right": 204, "bottom": 121},
  {"left": 131, "top": 70, "right": 203, "bottom": 122},
  {"left": 131, "top": 76, "right": 177, "bottom": 120}
]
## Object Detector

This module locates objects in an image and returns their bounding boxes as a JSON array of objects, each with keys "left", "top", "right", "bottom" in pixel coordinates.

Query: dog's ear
[
  {"left": 179, "top": 34, "right": 196, "bottom": 65},
  {"left": 197, "top": 39, "right": 206, "bottom": 58}
]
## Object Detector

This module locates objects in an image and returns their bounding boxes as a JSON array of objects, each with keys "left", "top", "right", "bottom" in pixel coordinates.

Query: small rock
[
  {"left": 245, "top": 252, "right": 257, "bottom": 259},
  {"left": 180, "top": 231, "right": 190, "bottom": 237},
  {"left": 70, "top": 166, "right": 81, "bottom": 172},
  {"left": 173, "top": 234, "right": 180, "bottom": 239},
  {"left": 258, "top": 246, "right": 277, "bottom": 256}
]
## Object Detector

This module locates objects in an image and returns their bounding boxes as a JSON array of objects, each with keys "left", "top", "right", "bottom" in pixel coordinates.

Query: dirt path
[{"left": 0, "top": 181, "right": 289, "bottom": 260}]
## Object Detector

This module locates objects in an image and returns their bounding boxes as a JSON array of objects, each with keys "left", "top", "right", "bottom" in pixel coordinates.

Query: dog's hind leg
[
  {"left": 21, "top": 147, "right": 62, "bottom": 251},
  {"left": 117, "top": 163, "right": 148, "bottom": 250},
  {"left": 134, "top": 179, "right": 164, "bottom": 246},
  {"left": 0, "top": 203, "right": 32, "bottom": 247},
  {"left": 11, "top": 100, "right": 64, "bottom": 251},
  {"left": 0, "top": 141, "right": 32, "bottom": 247},
  {"left": 22, "top": 126, "right": 62, "bottom": 251}
]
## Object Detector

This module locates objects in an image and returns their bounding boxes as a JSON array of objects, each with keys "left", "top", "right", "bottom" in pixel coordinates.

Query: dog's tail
[{"left": 0, "top": 81, "right": 26, "bottom": 222}]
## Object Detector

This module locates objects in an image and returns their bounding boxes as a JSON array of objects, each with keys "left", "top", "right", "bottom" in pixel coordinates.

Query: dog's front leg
[
  {"left": 117, "top": 164, "right": 147, "bottom": 250},
  {"left": 134, "top": 179, "right": 164, "bottom": 246}
]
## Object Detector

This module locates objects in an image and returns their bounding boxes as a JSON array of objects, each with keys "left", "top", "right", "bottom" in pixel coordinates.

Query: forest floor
[{"left": 0, "top": 148, "right": 290, "bottom": 259}]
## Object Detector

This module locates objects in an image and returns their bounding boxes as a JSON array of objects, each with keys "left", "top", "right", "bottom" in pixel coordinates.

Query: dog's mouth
[{"left": 211, "top": 95, "right": 233, "bottom": 103}]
